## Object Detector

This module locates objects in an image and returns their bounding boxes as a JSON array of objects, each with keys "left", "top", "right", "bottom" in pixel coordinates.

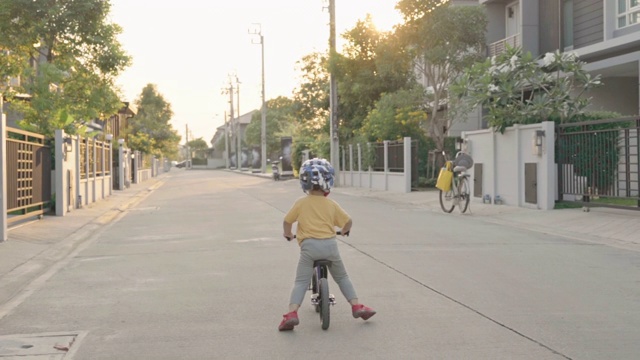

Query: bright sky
[{"left": 108, "top": 0, "right": 403, "bottom": 143}]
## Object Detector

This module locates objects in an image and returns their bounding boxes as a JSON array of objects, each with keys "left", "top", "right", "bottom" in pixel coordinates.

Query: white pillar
[
  {"left": 118, "top": 141, "right": 125, "bottom": 190},
  {"left": 92, "top": 138, "right": 97, "bottom": 203},
  {"left": 0, "top": 111, "right": 7, "bottom": 241},
  {"left": 540, "top": 121, "right": 556, "bottom": 210},
  {"left": 133, "top": 150, "right": 139, "bottom": 184},
  {"left": 108, "top": 140, "right": 113, "bottom": 195},
  {"left": 54, "top": 130, "right": 66, "bottom": 216}
]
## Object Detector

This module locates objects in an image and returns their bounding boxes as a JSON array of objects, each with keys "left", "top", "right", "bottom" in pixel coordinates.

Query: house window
[
  {"left": 618, "top": 0, "right": 640, "bottom": 28},
  {"left": 563, "top": 0, "right": 573, "bottom": 49}
]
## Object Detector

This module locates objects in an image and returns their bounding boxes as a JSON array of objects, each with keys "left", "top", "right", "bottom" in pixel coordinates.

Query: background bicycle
[{"left": 436, "top": 151, "right": 474, "bottom": 214}]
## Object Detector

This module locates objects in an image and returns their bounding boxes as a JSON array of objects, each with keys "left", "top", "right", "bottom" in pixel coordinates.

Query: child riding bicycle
[{"left": 279, "top": 158, "right": 376, "bottom": 331}]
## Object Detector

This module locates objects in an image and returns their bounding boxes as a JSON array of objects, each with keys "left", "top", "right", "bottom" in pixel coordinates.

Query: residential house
[
  {"left": 481, "top": 0, "right": 640, "bottom": 117},
  {"left": 211, "top": 110, "right": 258, "bottom": 167},
  {"left": 101, "top": 102, "right": 137, "bottom": 141}
]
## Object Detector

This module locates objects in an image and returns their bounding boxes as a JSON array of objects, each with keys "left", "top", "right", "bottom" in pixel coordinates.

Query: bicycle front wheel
[
  {"left": 439, "top": 188, "right": 455, "bottom": 213},
  {"left": 311, "top": 272, "right": 320, "bottom": 313},
  {"left": 458, "top": 176, "right": 470, "bottom": 213},
  {"left": 319, "top": 278, "right": 330, "bottom": 330}
]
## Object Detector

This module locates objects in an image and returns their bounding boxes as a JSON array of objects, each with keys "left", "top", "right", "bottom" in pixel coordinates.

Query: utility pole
[
  {"left": 227, "top": 78, "right": 236, "bottom": 169},
  {"left": 327, "top": 0, "right": 340, "bottom": 184},
  {"left": 235, "top": 75, "right": 242, "bottom": 170},
  {"left": 250, "top": 23, "right": 267, "bottom": 173},
  {"left": 185, "top": 124, "right": 190, "bottom": 167},
  {"left": 222, "top": 79, "right": 237, "bottom": 169},
  {"left": 224, "top": 110, "right": 230, "bottom": 168}
]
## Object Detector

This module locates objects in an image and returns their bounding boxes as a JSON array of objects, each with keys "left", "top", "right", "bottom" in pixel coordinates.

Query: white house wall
[{"left": 463, "top": 121, "right": 556, "bottom": 210}]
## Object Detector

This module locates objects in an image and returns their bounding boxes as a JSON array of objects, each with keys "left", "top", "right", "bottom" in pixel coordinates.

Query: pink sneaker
[
  {"left": 278, "top": 311, "right": 299, "bottom": 331},
  {"left": 352, "top": 304, "right": 376, "bottom": 320}
]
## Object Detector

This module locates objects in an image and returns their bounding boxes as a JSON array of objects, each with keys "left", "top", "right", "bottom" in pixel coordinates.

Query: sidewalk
[
  {"left": 332, "top": 186, "right": 640, "bottom": 251},
  {"left": 0, "top": 175, "right": 166, "bottom": 310},
  {"left": 232, "top": 168, "right": 640, "bottom": 249}
]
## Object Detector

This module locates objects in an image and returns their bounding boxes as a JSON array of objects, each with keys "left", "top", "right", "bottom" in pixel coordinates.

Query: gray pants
[{"left": 289, "top": 238, "right": 358, "bottom": 305}]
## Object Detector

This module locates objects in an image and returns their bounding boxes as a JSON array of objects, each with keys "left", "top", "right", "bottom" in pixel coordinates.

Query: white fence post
[
  {"left": 384, "top": 140, "right": 389, "bottom": 191},
  {"left": 349, "top": 144, "right": 353, "bottom": 187},
  {"left": 404, "top": 137, "right": 411, "bottom": 193},
  {"left": 367, "top": 143, "right": 372, "bottom": 188},
  {"left": 75, "top": 135, "right": 81, "bottom": 208},
  {"left": 357, "top": 143, "right": 362, "bottom": 187},
  {"left": 341, "top": 146, "right": 346, "bottom": 187}
]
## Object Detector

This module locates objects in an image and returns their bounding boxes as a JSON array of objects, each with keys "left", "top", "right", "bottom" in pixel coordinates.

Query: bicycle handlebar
[{"left": 285, "top": 231, "right": 350, "bottom": 241}]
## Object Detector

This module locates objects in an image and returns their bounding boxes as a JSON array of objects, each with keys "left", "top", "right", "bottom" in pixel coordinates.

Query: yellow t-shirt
[{"left": 284, "top": 195, "right": 351, "bottom": 245}]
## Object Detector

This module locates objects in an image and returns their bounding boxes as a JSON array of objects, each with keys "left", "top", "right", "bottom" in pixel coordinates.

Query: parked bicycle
[
  {"left": 436, "top": 151, "right": 473, "bottom": 214},
  {"left": 285, "top": 231, "right": 348, "bottom": 330}
]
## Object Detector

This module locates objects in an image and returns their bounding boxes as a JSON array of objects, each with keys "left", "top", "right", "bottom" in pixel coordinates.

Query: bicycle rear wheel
[
  {"left": 319, "top": 278, "right": 330, "bottom": 330},
  {"left": 458, "top": 176, "right": 470, "bottom": 214},
  {"left": 439, "top": 188, "right": 455, "bottom": 213}
]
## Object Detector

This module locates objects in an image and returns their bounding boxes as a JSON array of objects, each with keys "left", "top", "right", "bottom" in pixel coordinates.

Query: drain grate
[{"left": 0, "top": 332, "right": 85, "bottom": 359}]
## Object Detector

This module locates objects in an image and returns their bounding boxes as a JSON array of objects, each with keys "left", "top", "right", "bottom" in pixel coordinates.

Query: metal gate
[
  {"left": 6, "top": 127, "right": 52, "bottom": 223},
  {"left": 556, "top": 117, "right": 639, "bottom": 209}
]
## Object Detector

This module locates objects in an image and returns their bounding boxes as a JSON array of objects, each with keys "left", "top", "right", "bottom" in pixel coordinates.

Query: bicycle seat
[
  {"left": 453, "top": 165, "right": 467, "bottom": 173},
  {"left": 314, "top": 260, "right": 332, "bottom": 267}
]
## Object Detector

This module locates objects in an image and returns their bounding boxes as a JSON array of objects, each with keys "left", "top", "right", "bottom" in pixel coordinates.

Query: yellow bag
[{"left": 436, "top": 161, "right": 453, "bottom": 192}]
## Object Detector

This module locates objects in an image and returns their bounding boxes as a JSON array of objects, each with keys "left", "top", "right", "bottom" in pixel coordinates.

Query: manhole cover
[{"left": 0, "top": 331, "right": 86, "bottom": 359}]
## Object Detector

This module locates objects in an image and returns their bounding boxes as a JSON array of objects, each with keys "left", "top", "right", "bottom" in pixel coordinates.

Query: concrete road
[{"left": 0, "top": 170, "right": 638, "bottom": 360}]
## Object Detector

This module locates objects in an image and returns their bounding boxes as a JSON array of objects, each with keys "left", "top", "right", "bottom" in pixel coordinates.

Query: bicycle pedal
[{"left": 329, "top": 294, "right": 336, "bottom": 305}]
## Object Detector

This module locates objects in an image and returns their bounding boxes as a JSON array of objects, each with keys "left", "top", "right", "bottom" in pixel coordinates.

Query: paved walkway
[{"left": 0, "top": 176, "right": 166, "bottom": 308}]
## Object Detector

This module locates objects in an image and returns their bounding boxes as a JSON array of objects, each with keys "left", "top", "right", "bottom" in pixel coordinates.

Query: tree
[
  {"left": 360, "top": 87, "right": 428, "bottom": 142},
  {"left": 187, "top": 138, "right": 209, "bottom": 159},
  {"left": 395, "top": 1, "right": 487, "bottom": 150},
  {"left": 244, "top": 96, "right": 296, "bottom": 159},
  {"left": 334, "top": 16, "right": 414, "bottom": 142},
  {"left": 450, "top": 47, "right": 602, "bottom": 133},
  {"left": 0, "top": 0, "right": 130, "bottom": 136},
  {"left": 188, "top": 138, "right": 208, "bottom": 152},
  {"left": 131, "top": 84, "right": 181, "bottom": 158},
  {"left": 292, "top": 52, "right": 330, "bottom": 134}
]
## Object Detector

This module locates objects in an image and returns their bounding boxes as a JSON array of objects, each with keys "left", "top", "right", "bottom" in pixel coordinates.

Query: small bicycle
[
  {"left": 285, "top": 231, "right": 347, "bottom": 330},
  {"left": 438, "top": 151, "right": 473, "bottom": 214}
]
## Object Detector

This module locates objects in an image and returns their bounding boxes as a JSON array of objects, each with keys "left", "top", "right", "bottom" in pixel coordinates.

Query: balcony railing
[{"left": 488, "top": 34, "right": 521, "bottom": 57}]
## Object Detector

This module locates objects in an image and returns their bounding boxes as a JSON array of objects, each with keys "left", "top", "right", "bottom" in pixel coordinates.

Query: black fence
[{"left": 556, "top": 117, "right": 639, "bottom": 209}]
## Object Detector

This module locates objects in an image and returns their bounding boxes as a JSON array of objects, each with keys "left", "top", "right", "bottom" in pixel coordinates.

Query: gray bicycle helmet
[{"left": 299, "top": 158, "right": 334, "bottom": 193}]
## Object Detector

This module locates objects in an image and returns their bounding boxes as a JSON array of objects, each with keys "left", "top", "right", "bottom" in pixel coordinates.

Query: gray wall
[
  {"left": 586, "top": 76, "right": 639, "bottom": 116},
  {"left": 573, "top": 0, "right": 603, "bottom": 49},
  {"left": 539, "top": 0, "right": 561, "bottom": 54}
]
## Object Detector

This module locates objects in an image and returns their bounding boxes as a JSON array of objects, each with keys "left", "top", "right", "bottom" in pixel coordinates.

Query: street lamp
[{"left": 249, "top": 23, "right": 267, "bottom": 173}]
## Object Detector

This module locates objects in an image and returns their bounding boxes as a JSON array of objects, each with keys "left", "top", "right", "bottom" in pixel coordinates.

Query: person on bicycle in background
[{"left": 279, "top": 158, "right": 376, "bottom": 331}]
